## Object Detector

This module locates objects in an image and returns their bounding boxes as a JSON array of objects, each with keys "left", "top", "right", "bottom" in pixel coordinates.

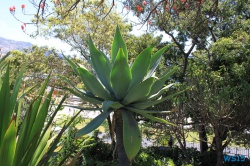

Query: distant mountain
[{"left": 0, "top": 37, "right": 32, "bottom": 54}]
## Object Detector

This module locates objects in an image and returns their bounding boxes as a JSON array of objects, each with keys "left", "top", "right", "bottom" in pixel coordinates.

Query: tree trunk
[
  {"left": 114, "top": 110, "right": 130, "bottom": 166},
  {"left": 107, "top": 115, "right": 116, "bottom": 149},
  {"left": 199, "top": 124, "right": 208, "bottom": 153},
  {"left": 214, "top": 127, "right": 224, "bottom": 166}
]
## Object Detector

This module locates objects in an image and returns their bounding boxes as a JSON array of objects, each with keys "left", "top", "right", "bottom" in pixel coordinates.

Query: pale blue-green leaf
[
  {"left": 122, "top": 110, "right": 141, "bottom": 160},
  {"left": 111, "top": 26, "right": 128, "bottom": 63},
  {"left": 126, "top": 106, "right": 172, "bottom": 114},
  {"left": 63, "top": 55, "right": 79, "bottom": 75},
  {"left": 132, "top": 90, "right": 185, "bottom": 109},
  {"left": 62, "top": 105, "right": 102, "bottom": 111},
  {"left": 123, "top": 77, "right": 154, "bottom": 105},
  {"left": 148, "top": 67, "right": 178, "bottom": 96},
  {"left": 145, "top": 56, "right": 162, "bottom": 79},
  {"left": 100, "top": 51, "right": 111, "bottom": 68},
  {"left": 138, "top": 83, "right": 175, "bottom": 102},
  {"left": 75, "top": 110, "right": 113, "bottom": 138},
  {"left": 88, "top": 36, "right": 113, "bottom": 93},
  {"left": 103, "top": 101, "right": 123, "bottom": 113},
  {"left": 64, "top": 87, "right": 102, "bottom": 105},
  {"left": 147, "top": 83, "right": 175, "bottom": 100},
  {"left": 135, "top": 111, "right": 175, "bottom": 126},
  {"left": 149, "top": 44, "right": 172, "bottom": 69},
  {"left": 128, "top": 47, "right": 153, "bottom": 90},
  {"left": 78, "top": 67, "right": 113, "bottom": 100},
  {"left": 110, "top": 49, "right": 131, "bottom": 100}
]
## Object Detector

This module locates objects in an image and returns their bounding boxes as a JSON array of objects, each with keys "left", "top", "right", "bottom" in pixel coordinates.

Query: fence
[{"left": 185, "top": 142, "right": 250, "bottom": 158}]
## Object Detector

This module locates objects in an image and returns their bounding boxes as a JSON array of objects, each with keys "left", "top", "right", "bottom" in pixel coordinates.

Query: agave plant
[{"left": 63, "top": 26, "right": 183, "bottom": 165}]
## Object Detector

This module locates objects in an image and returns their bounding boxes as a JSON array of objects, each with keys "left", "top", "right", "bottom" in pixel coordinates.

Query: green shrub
[{"left": 81, "top": 130, "right": 118, "bottom": 166}]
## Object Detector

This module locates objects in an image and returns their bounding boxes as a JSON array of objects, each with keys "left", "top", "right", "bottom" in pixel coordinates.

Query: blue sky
[{"left": 0, "top": 1, "right": 72, "bottom": 52}]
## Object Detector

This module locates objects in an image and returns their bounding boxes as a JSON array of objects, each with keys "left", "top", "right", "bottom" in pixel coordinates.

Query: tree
[
  {"left": 5, "top": 46, "right": 84, "bottom": 98},
  {"left": 125, "top": 0, "right": 250, "bottom": 159},
  {"left": 185, "top": 29, "right": 250, "bottom": 166},
  {"left": 11, "top": 0, "right": 131, "bottom": 60},
  {"left": 63, "top": 27, "right": 181, "bottom": 165}
]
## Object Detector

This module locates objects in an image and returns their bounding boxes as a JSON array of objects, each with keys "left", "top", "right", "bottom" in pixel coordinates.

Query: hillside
[{"left": 0, "top": 37, "right": 32, "bottom": 55}]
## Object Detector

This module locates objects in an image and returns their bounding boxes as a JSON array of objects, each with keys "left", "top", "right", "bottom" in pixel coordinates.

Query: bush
[
  {"left": 138, "top": 146, "right": 201, "bottom": 166},
  {"left": 81, "top": 130, "right": 118, "bottom": 166}
]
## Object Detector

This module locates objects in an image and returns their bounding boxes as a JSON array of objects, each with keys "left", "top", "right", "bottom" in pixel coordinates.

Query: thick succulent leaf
[
  {"left": 103, "top": 101, "right": 123, "bottom": 112},
  {"left": 145, "top": 45, "right": 172, "bottom": 79},
  {"left": 62, "top": 105, "right": 102, "bottom": 111},
  {"left": 100, "top": 51, "right": 111, "bottom": 68},
  {"left": 75, "top": 109, "right": 113, "bottom": 139},
  {"left": 111, "top": 49, "right": 131, "bottom": 100},
  {"left": 122, "top": 110, "right": 141, "bottom": 160},
  {"left": 147, "top": 83, "right": 175, "bottom": 100},
  {"left": 78, "top": 67, "right": 113, "bottom": 100},
  {"left": 145, "top": 56, "right": 162, "bottom": 79},
  {"left": 0, "top": 118, "right": 16, "bottom": 166},
  {"left": 88, "top": 37, "right": 113, "bottom": 93},
  {"left": 149, "top": 44, "right": 172, "bottom": 69},
  {"left": 64, "top": 87, "right": 102, "bottom": 105},
  {"left": 128, "top": 47, "right": 153, "bottom": 90},
  {"left": 132, "top": 90, "right": 185, "bottom": 109},
  {"left": 148, "top": 67, "right": 178, "bottom": 96},
  {"left": 63, "top": 55, "right": 79, "bottom": 75},
  {"left": 111, "top": 26, "right": 128, "bottom": 63},
  {"left": 123, "top": 77, "right": 155, "bottom": 105},
  {"left": 59, "top": 75, "right": 103, "bottom": 104},
  {"left": 138, "top": 83, "right": 175, "bottom": 102},
  {"left": 59, "top": 75, "right": 80, "bottom": 91},
  {"left": 126, "top": 106, "right": 172, "bottom": 114},
  {"left": 135, "top": 111, "right": 175, "bottom": 126}
]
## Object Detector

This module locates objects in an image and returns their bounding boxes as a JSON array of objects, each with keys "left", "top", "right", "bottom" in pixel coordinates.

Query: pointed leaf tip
[{"left": 111, "top": 26, "right": 128, "bottom": 64}]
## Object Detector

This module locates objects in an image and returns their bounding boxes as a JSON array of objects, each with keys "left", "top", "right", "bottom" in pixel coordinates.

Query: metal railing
[{"left": 185, "top": 142, "right": 250, "bottom": 158}]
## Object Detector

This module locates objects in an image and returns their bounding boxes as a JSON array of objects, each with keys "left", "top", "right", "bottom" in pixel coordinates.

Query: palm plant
[{"left": 63, "top": 26, "right": 183, "bottom": 165}]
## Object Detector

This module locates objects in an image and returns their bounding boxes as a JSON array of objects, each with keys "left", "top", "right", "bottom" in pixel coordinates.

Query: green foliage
[
  {"left": 139, "top": 146, "right": 201, "bottom": 166},
  {"left": 186, "top": 28, "right": 250, "bottom": 131},
  {"left": 5, "top": 46, "right": 82, "bottom": 92},
  {"left": 49, "top": 118, "right": 96, "bottom": 165},
  {"left": 42, "top": 1, "right": 131, "bottom": 59},
  {"left": 0, "top": 64, "right": 62, "bottom": 166},
  {"left": 82, "top": 131, "right": 118, "bottom": 166},
  {"left": 63, "top": 26, "right": 180, "bottom": 162}
]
